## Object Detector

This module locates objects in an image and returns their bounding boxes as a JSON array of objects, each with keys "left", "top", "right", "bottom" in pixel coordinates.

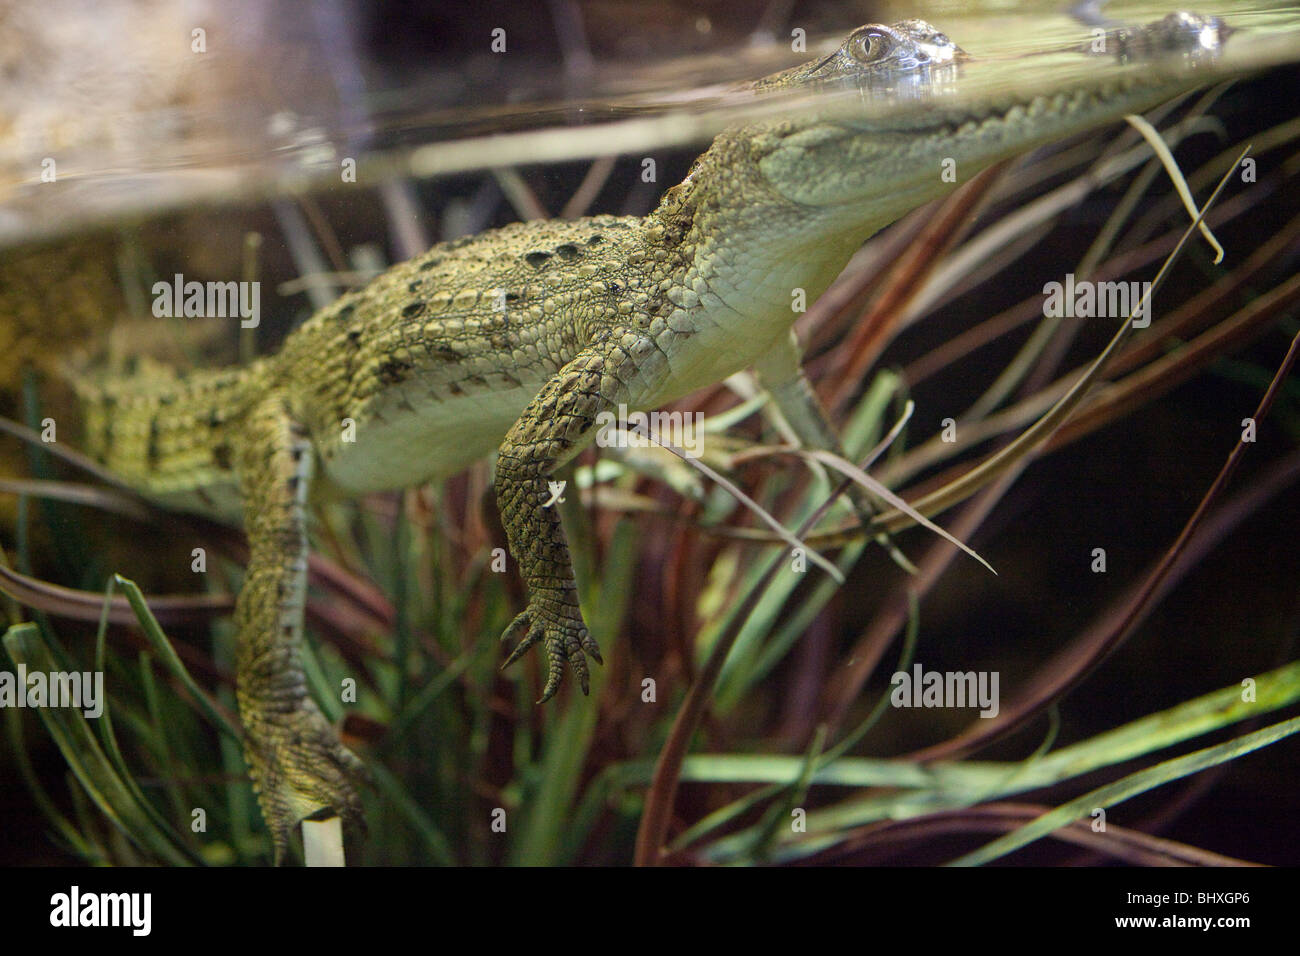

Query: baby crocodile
[{"left": 65, "top": 14, "right": 1229, "bottom": 859}]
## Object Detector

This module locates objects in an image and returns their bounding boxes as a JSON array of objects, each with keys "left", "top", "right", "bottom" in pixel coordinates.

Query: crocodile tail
[
  {"left": 0, "top": 232, "right": 266, "bottom": 514},
  {"left": 0, "top": 234, "right": 128, "bottom": 406},
  {"left": 69, "top": 360, "right": 262, "bottom": 513}
]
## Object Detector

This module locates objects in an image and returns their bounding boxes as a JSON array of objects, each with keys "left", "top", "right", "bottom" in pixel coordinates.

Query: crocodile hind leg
[{"left": 234, "top": 398, "right": 366, "bottom": 862}]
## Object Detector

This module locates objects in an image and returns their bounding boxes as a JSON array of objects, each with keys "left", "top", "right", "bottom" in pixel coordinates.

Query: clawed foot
[
  {"left": 243, "top": 697, "right": 368, "bottom": 864},
  {"left": 500, "top": 604, "right": 603, "bottom": 703}
]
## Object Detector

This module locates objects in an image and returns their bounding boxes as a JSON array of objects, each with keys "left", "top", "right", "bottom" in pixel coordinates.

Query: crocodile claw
[
  {"left": 241, "top": 696, "right": 368, "bottom": 864},
  {"left": 500, "top": 607, "right": 603, "bottom": 703}
]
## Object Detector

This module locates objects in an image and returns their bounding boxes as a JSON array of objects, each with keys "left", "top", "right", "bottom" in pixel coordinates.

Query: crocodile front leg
[
  {"left": 495, "top": 330, "right": 647, "bottom": 702},
  {"left": 235, "top": 398, "right": 366, "bottom": 862},
  {"left": 754, "top": 329, "right": 880, "bottom": 517}
]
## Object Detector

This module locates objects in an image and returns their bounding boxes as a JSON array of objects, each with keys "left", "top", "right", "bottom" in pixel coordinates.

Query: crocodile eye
[{"left": 848, "top": 28, "right": 891, "bottom": 63}]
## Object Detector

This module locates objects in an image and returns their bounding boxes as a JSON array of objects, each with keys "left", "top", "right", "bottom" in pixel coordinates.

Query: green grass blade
[
  {"left": 114, "top": 575, "right": 240, "bottom": 739},
  {"left": 949, "top": 713, "right": 1300, "bottom": 866},
  {"left": 3, "top": 623, "right": 197, "bottom": 865}
]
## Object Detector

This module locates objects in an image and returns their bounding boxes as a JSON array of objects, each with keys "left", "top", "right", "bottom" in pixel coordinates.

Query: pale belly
[
  {"left": 316, "top": 381, "right": 544, "bottom": 494},
  {"left": 139, "top": 381, "right": 540, "bottom": 520}
]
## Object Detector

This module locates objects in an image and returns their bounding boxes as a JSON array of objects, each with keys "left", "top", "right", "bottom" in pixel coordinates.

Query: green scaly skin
[{"left": 59, "top": 13, "right": 1229, "bottom": 859}]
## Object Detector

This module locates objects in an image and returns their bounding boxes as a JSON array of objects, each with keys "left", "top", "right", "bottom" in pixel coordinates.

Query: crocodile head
[
  {"left": 750, "top": 18, "right": 968, "bottom": 95},
  {"left": 746, "top": 13, "right": 1230, "bottom": 223}
]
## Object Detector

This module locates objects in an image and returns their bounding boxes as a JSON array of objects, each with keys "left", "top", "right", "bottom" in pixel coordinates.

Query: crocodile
[{"left": 50, "top": 13, "right": 1231, "bottom": 860}]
